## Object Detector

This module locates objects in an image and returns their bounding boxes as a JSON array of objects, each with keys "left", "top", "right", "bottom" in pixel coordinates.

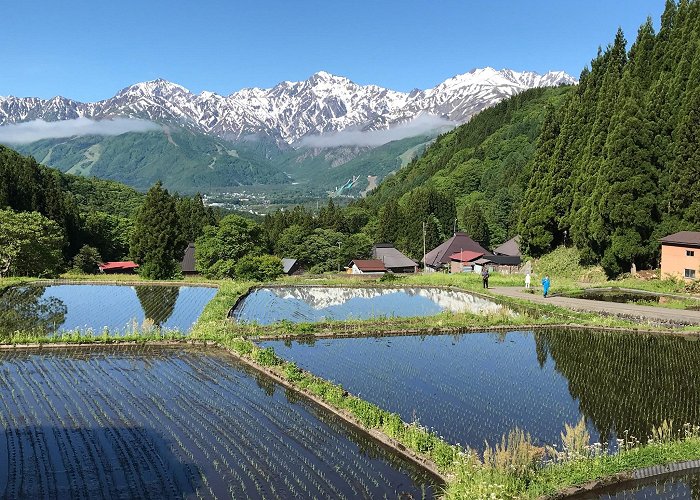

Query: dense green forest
[{"left": 520, "top": 0, "right": 700, "bottom": 275}]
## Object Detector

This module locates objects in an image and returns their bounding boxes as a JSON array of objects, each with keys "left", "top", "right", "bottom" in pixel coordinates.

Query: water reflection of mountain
[
  {"left": 268, "top": 286, "right": 502, "bottom": 313},
  {"left": 0, "top": 286, "right": 67, "bottom": 336},
  {"left": 536, "top": 329, "right": 700, "bottom": 443},
  {"left": 233, "top": 286, "right": 504, "bottom": 325}
]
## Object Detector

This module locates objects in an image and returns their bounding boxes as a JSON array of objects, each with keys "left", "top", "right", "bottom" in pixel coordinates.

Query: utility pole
[
  {"left": 453, "top": 218, "right": 457, "bottom": 235},
  {"left": 337, "top": 241, "right": 341, "bottom": 273},
  {"left": 423, "top": 221, "right": 427, "bottom": 274}
]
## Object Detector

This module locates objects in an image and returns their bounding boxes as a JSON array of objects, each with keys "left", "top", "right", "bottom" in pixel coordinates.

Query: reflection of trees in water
[
  {"left": 135, "top": 286, "right": 180, "bottom": 327},
  {"left": 538, "top": 329, "right": 700, "bottom": 442},
  {"left": 0, "top": 286, "right": 67, "bottom": 336}
]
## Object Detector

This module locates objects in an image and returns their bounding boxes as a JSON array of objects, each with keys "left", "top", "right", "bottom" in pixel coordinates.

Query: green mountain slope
[
  {"left": 360, "top": 86, "right": 572, "bottom": 249},
  {"left": 278, "top": 135, "right": 434, "bottom": 194},
  {"left": 13, "top": 128, "right": 290, "bottom": 193}
]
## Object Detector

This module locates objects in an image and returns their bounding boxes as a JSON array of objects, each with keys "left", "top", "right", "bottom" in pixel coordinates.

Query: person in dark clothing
[{"left": 481, "top": 267, "right": 490, "bottom": 289}]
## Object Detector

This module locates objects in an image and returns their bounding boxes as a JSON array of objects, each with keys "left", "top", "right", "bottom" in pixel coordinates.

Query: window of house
[
  {"left": 687, "top": 250, "right": 695, "bottom": 257},
  {"left": 685, "top": 269, "right": 696, "bottom": 279}
]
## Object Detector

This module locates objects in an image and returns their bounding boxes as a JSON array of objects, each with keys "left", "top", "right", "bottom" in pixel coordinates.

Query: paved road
[{"left": 488, "top": 286, "right": 700, "bottom": 326}]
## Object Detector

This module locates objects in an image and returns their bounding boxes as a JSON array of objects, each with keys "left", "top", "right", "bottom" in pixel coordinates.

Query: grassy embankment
[{"left": 2, "top": 276, "right": 700, "bottom": 497}]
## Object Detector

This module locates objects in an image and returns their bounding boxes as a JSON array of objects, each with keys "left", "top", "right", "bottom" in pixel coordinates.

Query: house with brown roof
[
  {"left": 422, "top": 232, "right": 489, "bottom": 272},
  {"left": 348, "top": 259, "right": 387, "bottom": 275},
  {"left": 660, "top": 231, "right": 700, "bottom": 280},
  {"left": 372, "top": 244, "right": 417, "bottom": 273}
]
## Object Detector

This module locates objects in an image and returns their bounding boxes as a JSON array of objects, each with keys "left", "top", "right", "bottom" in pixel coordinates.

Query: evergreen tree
[
  {"left": 377, "top": 200, "right": 402, "bottom": 244},
  {"left": 130, "top": 182, "right": 185, "bottom": 279},
  {"left": 461, "top": 201, "right": 490, "bottom": 248},
  {"left": 177, "top": 193, "right": 214, "bottom": 243}
]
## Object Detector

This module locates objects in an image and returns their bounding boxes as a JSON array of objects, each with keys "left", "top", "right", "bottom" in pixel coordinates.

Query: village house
[
  {"left": 423, "top": 232, "right": 490, "bottom": 272},
  {"left": 660, "top": 231, "right": 700, "bottom": 280},
  {"left": 347, "top": 259, "right": 387, "bottom": 275},
  {"left": 372, "top": 244, "right": 418, "bottom": 273}
]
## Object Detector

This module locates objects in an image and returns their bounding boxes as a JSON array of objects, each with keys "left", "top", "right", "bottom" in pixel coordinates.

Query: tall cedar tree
[
  {"left": 131, "top": 182, "right": 185, "bottom": 279},
  {"left": 519, "top": 1, "right": 700, "bottom": 275}
]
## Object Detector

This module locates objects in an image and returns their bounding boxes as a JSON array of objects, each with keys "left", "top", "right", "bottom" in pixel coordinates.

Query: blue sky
[{"left": 1, "top": 0, "right": 665, "bottom": 101}]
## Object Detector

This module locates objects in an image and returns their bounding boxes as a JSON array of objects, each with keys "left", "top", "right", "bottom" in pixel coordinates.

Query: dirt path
[{"left": 489, "top": 286, "right": 700, "bottom": 326}]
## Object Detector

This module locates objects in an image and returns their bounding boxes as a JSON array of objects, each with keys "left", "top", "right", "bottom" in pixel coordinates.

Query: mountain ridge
[{"left": 0, "top": 68, "right": 576, "bottom": 145}]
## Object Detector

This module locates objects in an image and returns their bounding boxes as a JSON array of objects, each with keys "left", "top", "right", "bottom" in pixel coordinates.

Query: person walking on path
[
  {"left": 481, "top": 267, "right": 490, "bottom": 289},
  {"left": 525, "top": 272, "right": 531, "bottom": 289},
  {"left": 542, "top": 275, "right": 551, "bottom": 298}
]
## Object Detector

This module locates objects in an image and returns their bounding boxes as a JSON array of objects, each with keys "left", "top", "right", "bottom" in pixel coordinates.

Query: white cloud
[
  {"left": 297, "top": 114, "right": 455, "bottom": 148},
  {"left": 0, "top": 117, "right": 160, "bottom": 144}
]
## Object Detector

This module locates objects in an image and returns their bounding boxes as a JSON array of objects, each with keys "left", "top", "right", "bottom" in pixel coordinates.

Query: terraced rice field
[
  {"left": 263, "top": 328, "right": 700, "bottom": 449},
  {"left": 0, "top": 346, "right": 439, "bottom": 499},
  {"left": 591, "top": 469, "right": 700, "bottom": 498},
  {"left": 0, "top": 284, "right": 217, "bottom": 335},
  {"left": 231, "top": 286, "right": 504, "bottom": 325}
]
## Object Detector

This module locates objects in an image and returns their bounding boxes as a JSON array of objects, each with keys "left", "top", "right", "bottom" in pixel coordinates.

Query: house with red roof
[
  {"left": 449, "top": 250, "right": 484, "bottom": 273},
  {"left": 98, "top": 261, "right": 139, "bottom": 274}
]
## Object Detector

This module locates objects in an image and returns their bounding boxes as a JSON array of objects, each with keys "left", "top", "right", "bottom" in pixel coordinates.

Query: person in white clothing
[{"left": 525, "top": 272, "right": 531, "bottom": 289}]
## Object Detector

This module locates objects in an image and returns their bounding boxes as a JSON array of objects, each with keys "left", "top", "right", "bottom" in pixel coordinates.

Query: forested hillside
[
  {"left": 0, "top": 145, "right": 215, "bottom": 277},
  {"left": 359, "top": 86, "right": 572, "bottom": 258},
  {"left": 15, "top": 129, "right": 291, "bottom": 192},
  {"left": 519, "top": 0, "right": 700, "bottom": 275}
]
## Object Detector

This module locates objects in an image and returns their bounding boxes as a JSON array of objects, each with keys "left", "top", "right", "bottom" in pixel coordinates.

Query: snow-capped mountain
[{"left": 0, "top": 67, "right": 575, "bottom": 144}]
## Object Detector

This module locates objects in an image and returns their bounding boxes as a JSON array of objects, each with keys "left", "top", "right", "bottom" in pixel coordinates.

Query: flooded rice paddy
[
  {"left": 262, "top": 329, "right": 700, "bottom": 450},
  {"left": 0, "top": 284, "right": 217, "bottom": 335},
  {"left": 588, "top": 469, "right": 700, "bottom": 498},
  {"left": 230, "top": 286, "right": 505, "bottom": 324},
  {"left": 0, "top": 346, "right": 439, "bottom": 499}
]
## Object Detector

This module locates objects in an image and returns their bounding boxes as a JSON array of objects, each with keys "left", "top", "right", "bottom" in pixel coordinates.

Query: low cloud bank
[
  {"left": 298, "top": 114, "right": 455, "bottom": 148},
  {"left": 0, "top": 117, "right": 160, "bottom": 144}
]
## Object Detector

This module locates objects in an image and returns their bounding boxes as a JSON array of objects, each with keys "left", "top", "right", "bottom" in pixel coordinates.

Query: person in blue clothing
[{"left": 542, "top": 274, "right": 551, "bottom": 298}]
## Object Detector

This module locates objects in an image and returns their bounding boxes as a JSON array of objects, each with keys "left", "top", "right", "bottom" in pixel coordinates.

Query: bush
[
  {"left": 534, "top": 246, "right": 606, "bottom": 282},
  {"left": 72, "top": 245, "right": 102, "bottom": 274},
  {"left": 234, "top": 255, "right": 283, "bottom": 281}
]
